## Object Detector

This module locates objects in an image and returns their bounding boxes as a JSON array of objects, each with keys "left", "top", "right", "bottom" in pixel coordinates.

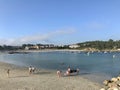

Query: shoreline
[
  {"left": 1, "top": 49, "right": 120, "bottom": 54},
  {"left": 0, "top": 61, "right": 102, "bottom": 90}
]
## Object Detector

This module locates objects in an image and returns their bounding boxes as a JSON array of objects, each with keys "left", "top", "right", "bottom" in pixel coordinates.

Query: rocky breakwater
[{"left": 100, "top": 76, "right": 120, "bottom": 90}]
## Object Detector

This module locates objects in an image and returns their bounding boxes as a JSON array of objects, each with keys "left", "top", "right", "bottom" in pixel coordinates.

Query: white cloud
[{"left": 0, "top": 29, "right": 76, "bottom": 45}]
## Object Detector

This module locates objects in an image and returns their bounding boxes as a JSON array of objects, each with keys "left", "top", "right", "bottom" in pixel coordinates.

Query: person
[
  {"left": 29, "top": 66, "right": 32, "bottom": 75},
  {"left": 65, "top": 66, "right": 71, "bottom": 76},
  {"left": 32, "top": 67, "right": 35, "bottom": 73},
  {"left": 65, "top": 67, "right": 79, "bottom": 76},
  {"left": 57, "top": 70, "right": 62, "bottom": 78},
  {"left": 7, "top": 69, "right": 10, "bottom": 77},
  {"left": 68, "top": 69, "right": 79, "bottom": 74}
]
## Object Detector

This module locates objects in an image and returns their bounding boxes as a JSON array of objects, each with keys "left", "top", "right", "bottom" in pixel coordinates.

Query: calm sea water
[{"left": 0, "top": 51, "right": 120, "bottom": 78}]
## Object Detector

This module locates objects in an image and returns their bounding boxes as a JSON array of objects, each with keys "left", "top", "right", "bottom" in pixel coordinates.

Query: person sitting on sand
[
  {"left": 65, "top": 67, "right": 79, "bottom": 76},
  {"left": 7, "top": 69, "right": 10, "bottom": 77},
  {"left": 57, "top": 67, "right": 79, "bottom": 77},
  {"left": 68, "top": 69, "right": 79, "bottom": 74}
]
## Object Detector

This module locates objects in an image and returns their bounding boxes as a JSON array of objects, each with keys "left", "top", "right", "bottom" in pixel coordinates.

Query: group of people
[
  {"left": 6, "top": 66, "right": 35, "bottom": 78},
  {"left": 57, "top": 67, "right": 79, "bottom": 78},
  {"left": 6, "top": 66, "right": 79, "bottom": 78},
  {"left": 28, "top": 66, "right": 35, "bottom": 75}
]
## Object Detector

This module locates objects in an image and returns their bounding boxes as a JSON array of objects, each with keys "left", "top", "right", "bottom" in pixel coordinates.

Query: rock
[
  {"left": 100, "top": 88, "right": 106, "bottom": 90},
  {"left": 103, "top": 80, "right": 112, "bottom": 86},
  {"left": 107, "top": 87, "right": 118, "bottom": 90},
  {"left": 117, "top": 77, "right": 120, "bottom": 81},
  {"left": 111, "top": 78, "right": 118, "bottom": 82}
]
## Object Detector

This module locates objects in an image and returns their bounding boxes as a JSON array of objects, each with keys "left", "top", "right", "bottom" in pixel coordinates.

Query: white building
[
  {"left": 25, "top": 45, "right": 39, "bottom": 50},
  {"left": 69, "top": 44, "right": 80, "bottom": 48}
]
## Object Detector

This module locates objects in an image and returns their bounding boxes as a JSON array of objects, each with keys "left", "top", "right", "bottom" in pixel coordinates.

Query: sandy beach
[{"left": 0, "top": 61, "right": 102, "bottom": 90}]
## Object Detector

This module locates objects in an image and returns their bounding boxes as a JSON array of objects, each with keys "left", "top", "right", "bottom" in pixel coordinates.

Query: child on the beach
[
  {"left": 7, "top": 69, "right": 10, "bottom": 77},
  {"left": 57, "top": 70, "right": 62, "bottom": 78}
]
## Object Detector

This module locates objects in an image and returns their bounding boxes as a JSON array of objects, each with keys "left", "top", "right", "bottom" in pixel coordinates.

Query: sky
[{"left": 0, "top": 0, "right": 120, "bottom": 45}]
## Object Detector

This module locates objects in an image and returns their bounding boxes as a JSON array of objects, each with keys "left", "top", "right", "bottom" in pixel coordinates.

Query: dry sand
[{"left": 0, "top": 62, "right": 102, "bottom": 90}]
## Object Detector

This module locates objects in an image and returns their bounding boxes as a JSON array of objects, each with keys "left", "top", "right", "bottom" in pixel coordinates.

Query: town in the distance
[{"left": 1, "top": 39, "right": 120, "bottom": 52}]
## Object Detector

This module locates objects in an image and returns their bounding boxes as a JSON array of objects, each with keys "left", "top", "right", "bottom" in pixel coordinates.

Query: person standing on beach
[
  {"left": 7, "top": 69, "right": 10, "bottom": 77},
  {"left": 32, "top": 67, "right": 35, "bottom": 73},
  {"left": 29, "top": 66, "right": 32, "bottom": 75},
  {"left": 57, "top": 70, "right": 62, "bottom": 78}
]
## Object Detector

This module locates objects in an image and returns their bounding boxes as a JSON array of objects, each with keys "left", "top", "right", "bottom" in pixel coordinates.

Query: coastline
[
  {"left": 0, "top": 61, "right": 102, "bottom": 90},
  {"left": 3, "top": 49, "right": 120, "bottom": 54}
]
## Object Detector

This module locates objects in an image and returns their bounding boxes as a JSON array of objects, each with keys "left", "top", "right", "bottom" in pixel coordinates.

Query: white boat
[
  {"left": 113, "top": 55, "right": 115, "bottom": 58},
  {"left": 87, "top": 52, "right": 90, "bottom": 56}
]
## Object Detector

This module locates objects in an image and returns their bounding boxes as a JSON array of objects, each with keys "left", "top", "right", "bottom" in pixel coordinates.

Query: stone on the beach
[
  {"left": 107, "top": 87, "right": 118, "bottom": 90},
  {"left": 100, "top": 88, "right": 105, "bottom": 90},
  {"left": 111, "top": 78, "right": 118, "bottom": 82},
  {"left": 103, "top": 80, "right": 112, "bottom": 86},
  {"left": 103, "top": 80, "right": 109, "bottom": 86},
  {"left": 108, "top": 83, "right": 113, "bottom": 88},
  {"left": 117, "top": 76, "right": 120, "bottom": 81}
]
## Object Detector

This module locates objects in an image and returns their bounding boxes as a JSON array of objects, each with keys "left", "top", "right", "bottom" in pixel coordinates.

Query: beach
[{"left": 0, "top": 61, "right": 102, "bottom": 90}]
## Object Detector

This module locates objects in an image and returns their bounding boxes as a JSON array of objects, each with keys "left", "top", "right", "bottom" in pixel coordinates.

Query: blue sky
[{"left": 0, "top": 0, "right": 120, "bottom": 45}]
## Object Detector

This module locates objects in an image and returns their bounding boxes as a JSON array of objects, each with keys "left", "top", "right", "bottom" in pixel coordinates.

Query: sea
[{"left": 0, "top": 51, "right": 120, "bottom": 83}]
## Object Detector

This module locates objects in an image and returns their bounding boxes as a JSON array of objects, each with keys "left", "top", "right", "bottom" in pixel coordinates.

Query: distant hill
[{"left": 77, "top": 39, "right": 120, "bottom": 50}]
